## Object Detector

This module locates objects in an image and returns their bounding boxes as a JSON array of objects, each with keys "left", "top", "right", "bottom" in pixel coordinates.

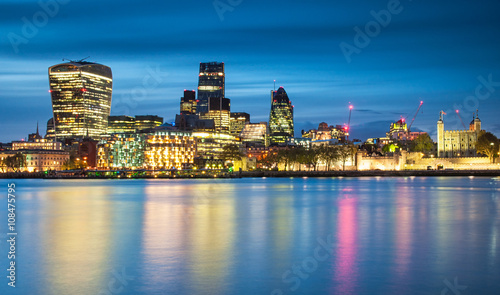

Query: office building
[
  {"left": 200, "top": 97, "right": 230, "bottom": 133},
  {"left": 239, "top": 122, "right": 268, "bottom": 147},
  {"left": 45, "top": 118, "right": 55, "bottom": 140},
  {"left": 269, "top": 87, "right": 294, "bottom": 145},
  {"left": 180, "top": 90, "right": 197, "bottom": 115},
  {"left": 135, "top": 115, "right": 163, "bottom": 131},
  {"left": 197, "top": 62, "right": 225, "bottom": 114},
  {"left": 108, "top": 116, "right": 136, "bottom": 134},
  {"left": 230, "top": 112, "right": 250, "bottom": 137},
  {"left": 48, "top": 61, "right": 113, "bottom": 139}
]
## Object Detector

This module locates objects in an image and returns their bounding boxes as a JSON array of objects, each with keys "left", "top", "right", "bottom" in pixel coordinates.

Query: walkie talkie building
[{"left": 48, "top": 61, "right": 113, "bottom": 140}]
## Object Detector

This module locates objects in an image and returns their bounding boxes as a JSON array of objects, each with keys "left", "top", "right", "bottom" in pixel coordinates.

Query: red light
[
  {"left": 81, "top": 88, "right": 87, "bottom": 92},
  {"left": 349, "top": 105, "right": 353, "bottom": 110},
  {"left": 48, "top": 90, "right": 52, "bottom": 93},
  {"left": 455, "top": 110, "right": 459, "bottom": 113},
  {"left": 196, "top": 100, "right": 200, "bottom": 103}
]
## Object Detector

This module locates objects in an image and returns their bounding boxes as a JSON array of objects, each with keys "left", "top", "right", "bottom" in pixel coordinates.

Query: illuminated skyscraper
[
  {"left": 197, "top": 62, "right": 224, "bottom": 114},
  {"left": 180, "top": 90, "right": 197, "bottom": 115},
  {"left": 230, "top": 112, "right": 250, "bottom": 136},
  {"left": 269, "top": 87, "right": 294, "bottom": 145},
  {"left": 200, "top": 97, "right": 231, "bottom": 133},
  {"left": 48, "top": 61, "right": 113, "bottom": 139}
]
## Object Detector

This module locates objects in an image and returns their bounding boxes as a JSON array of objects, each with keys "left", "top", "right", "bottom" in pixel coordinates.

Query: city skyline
[{"left": 1, "top": 0, "right": 500, "bottom": 142}]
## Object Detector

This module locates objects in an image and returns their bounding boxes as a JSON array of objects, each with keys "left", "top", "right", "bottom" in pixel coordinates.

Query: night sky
[{"left": 1, "top": 0, "right": 499, "bottom": 142}]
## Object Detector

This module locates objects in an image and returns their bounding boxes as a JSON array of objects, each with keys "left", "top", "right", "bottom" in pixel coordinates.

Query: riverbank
[{"left": 2, "top": 169, "right": 500, "bottom": 179}]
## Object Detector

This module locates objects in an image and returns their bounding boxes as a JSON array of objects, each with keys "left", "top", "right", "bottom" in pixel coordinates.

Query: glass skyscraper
[
  {"left": 48, "top": 61, "right": 113, "bottom": 140},
  {"left": 197, "top": 62, "right": 225, "bottom": 114},
  {"left": 269, "top": 87, "right": 294, "bottom": 145}
]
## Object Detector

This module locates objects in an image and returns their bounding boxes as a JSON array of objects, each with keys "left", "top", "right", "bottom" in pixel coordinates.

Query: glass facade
[
  {"left": 230, "top": 112, "right": 250, "bottom": 137},
  {"left": 200, "top": 97, "right": 231, "bottom": 134},
  {"left": 49, "top": 62, "right": 113, "bottom": 140},
  {"left": 108, "top": 116, "right": 136, "bottom": 134},
  {"left": 134, "top": 115, "right": 163, "bottom": 131},
  {"left": 197, "top": 62, "right": 225, "bottom": 114},
  {"left": 180, "top": 90, "right": 197, "bottom": 115},
  {"left": 269, "top": 87, "right": 294, "bottom": 145},
  {"left": 240, "top": 122, "right": 268, "bottom": 147}
]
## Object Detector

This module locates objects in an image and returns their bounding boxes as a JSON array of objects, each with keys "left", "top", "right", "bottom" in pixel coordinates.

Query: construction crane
[
  {"left": 408, "top": 100, "right": 423, "bottom": 133},
  {"left": 455, "top": 110, "right": 467, "bottom": 129}
]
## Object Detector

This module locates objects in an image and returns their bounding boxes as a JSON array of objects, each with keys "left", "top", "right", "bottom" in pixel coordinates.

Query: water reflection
[{"left": 0, "top": 177, "right": 499, "bottom": 295}]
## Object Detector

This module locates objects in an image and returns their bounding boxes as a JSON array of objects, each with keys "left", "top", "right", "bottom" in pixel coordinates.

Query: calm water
[{"left": 0, "top": 177, "right": 499, "bottom": 295}]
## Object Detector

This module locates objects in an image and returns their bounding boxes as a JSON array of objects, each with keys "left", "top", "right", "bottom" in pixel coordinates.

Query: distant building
[
  {"left": 28, "top": 123, "right": 43, "bottom": 142},
  {"left": 99, "top": 130, "right": 196, "bottom": 169},
  {"left": 175, "top": 114, "right": 215, "bottom": 132},
  {"left": 108, "top": 116, "right": 136, "bottom": 134},
  {"left": 45, "top": 118, "right": 55, "bottom": 140},
  {"left": 48, "top": 61, "right": 113, "bottom": 139},
  {"left": 107, "top": 115, "right": 164, "bottom": 134},
  {"left": 437, "top": 111, "right": 481, "bottom": 157},
  {"left": 192, "top": 131, "right": 238, "bottom": 160},
  {"left": 180, "top": 90, "right": 197, "bottom": 115},
  {"left": 269, "top": 87, "right": 294, "bottom": 145},
  {"left": 12, "top": 139, "right": 62, "bottom": 151},
  {"left": 240, "top": 122, "right": 268, "bottom": 147},
  {"left": 0, "top": 149, "right": 69, "bottom": 172},
  {"left": 199, "top": 97, "right": 230, "bottom": 133},
  {"left": 386, "top": 119, "right": 426, "bottom": 142},
  {"left": 302, "top": 122, "right": 347, "bottom": 142},
  {"left": 197, "top": 62, "right": 225, "bottom": 114},
  {"left": 230, "top": 112, "right": 250, "bottom": 137},
  {"left": 135, "top": 115, "right": 163, "bottom": 131}
]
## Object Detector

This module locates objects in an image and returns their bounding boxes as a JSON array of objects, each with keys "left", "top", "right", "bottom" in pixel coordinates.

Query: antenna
[
  {"left": 62, "top": 57, "right": 91, "bottom": 63},
  {"left": 273, "top": 80, "right": 276, "bottom": 91},
  {"left": 78, "top": 56, "right": 90, "bottom": 63}
]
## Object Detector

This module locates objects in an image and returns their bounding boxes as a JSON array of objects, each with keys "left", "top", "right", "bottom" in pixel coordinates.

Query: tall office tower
[
  {"left": 197, "top": 62, "right": 225, "bottom": 114},
  {"left": 229, "top": 112, "right": 250, "bottom": 136},
  {"left": 48, "top": 60, "right": 113, "bottom": 140},
  {"left": 269, "top": 87, "right": 294, "bottom": 145},
  {"left": 180, "top": 90, "right": 197, "bottom": 115},
  {"left": 200, "top": 97, "right": 231, "bottom": 133}
]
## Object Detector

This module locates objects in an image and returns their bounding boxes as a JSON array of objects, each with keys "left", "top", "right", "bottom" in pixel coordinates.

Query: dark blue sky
[{"left": 1, "top": 0, "right": 500, "bottom": 142}]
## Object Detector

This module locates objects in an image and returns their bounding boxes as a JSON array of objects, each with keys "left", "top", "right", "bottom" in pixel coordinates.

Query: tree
[
  {"left": 258, "top": 151, "right": 279, "bottom": 170},
  {"left": 317, "top": 145, "right": 339, "bottom": 171},
  {"left": 4, "top": 153, "right": 26, "bottom": 172},
  {"left": 337, "top": 144, "right": 356, "bottom": 171},
  {"left": 410, "top": 133, "right": 434, "bottom": 155},
  {"left": 220, "top": 144, "right": 244, "bottom": 167},
  {"left": 62, "top": 152, "right": 86, "bottom": 170},
  {"left": 476, "top": 131, "right": 500, "bottom": 163},
  {"left": 0, "top": 157, "right": 7, "bottom": 173}
]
